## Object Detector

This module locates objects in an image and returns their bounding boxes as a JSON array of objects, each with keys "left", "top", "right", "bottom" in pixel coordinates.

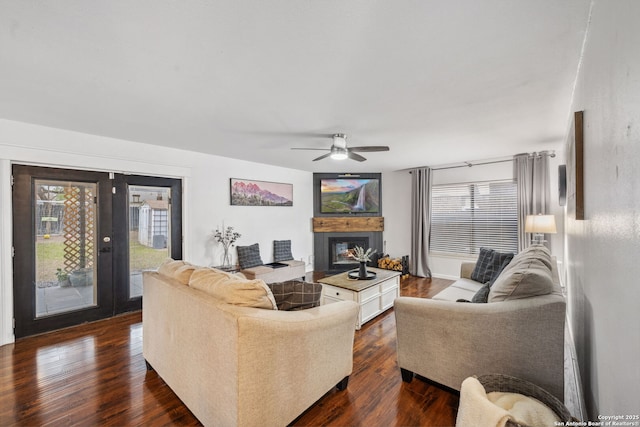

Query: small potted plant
[
  {"left": 70, "top": 268, "right": 93, "bottom": 287},
  {"left": 56, "top": 268, "right": 71, "bottom": 287},
  {"left": 353, "top": 246, "right": 377, "bottom": 279}
]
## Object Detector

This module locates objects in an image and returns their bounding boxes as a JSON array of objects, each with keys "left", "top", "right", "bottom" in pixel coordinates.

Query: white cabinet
[{"left": 321, "top": 272, "right": 400, "bottom": 329}]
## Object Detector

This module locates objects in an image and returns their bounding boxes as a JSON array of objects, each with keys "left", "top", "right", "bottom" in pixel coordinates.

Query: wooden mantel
[{"left": 312, "top": 217, "right": 384, "bottom": 233}]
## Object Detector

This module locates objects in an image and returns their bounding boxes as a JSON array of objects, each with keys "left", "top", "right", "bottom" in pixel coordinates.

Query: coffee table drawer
[{"left": 322, "top": 284, "right": 355, "bottom": 302}]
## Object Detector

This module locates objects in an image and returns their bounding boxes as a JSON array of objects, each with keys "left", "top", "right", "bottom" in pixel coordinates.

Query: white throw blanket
[{"left": 456, "top": 377, "right": 560, "bottom": 427}]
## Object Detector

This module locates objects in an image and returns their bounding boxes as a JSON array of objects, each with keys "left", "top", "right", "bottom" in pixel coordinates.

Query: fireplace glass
[{"left": 328, "top": 237, "right": 369, "bottom": 271}]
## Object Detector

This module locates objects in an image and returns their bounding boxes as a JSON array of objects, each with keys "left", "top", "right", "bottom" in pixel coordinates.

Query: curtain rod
[{"left": 410, "top": 151, "right": 556, "bottom": 172}]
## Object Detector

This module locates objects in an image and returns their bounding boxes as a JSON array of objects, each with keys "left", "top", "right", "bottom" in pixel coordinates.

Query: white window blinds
[{"left": 430, "top": 180, "right": 518, "bottom": 256}]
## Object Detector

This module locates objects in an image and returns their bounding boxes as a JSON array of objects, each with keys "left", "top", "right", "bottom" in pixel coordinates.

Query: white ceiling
[{"left": 0, "top": 1, "right": 591, "bottom": 173}]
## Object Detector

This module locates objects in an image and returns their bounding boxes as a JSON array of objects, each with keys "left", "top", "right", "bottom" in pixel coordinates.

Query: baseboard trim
[{"left": 565, "top": 321, "right": 587, "bottom": 420}]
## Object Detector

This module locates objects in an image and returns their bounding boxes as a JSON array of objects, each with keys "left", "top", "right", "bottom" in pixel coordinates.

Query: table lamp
[{"left": 525, "top": 214, "right": 557, "bottom": 245}]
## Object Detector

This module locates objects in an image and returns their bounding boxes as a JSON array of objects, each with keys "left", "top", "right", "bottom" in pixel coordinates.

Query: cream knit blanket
[{"left": 456, "top": 377, "right": 560, "bottom": 427}]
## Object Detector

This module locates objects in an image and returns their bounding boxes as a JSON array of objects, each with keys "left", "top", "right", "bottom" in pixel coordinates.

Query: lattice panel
[{"left": 63, "top": 184, "right": 95, "bottom": 273}]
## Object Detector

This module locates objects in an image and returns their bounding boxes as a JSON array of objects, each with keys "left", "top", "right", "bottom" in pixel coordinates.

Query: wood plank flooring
[{"left": 0, "top": 275, "right": 456, "bottom": 427}]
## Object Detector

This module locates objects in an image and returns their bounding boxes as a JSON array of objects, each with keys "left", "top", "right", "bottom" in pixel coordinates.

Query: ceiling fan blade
[
  {"left": 291, "top": 147, "right": 330, "bottom": 151},
  {"left": 312, "top": 152, "right": 334, "bottom": 161},
  {"left": 347, "top": 151, "right": 367, "bottom": 162},
  {"left": 348, "top": 146, "right": 390, "bottom": 152}
]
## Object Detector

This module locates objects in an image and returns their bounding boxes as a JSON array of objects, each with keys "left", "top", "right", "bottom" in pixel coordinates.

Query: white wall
[
  {"left": 0, "top": 119, "right": 313, "bottom": 345},
  {"left": 564, "top": 1, "right": 640, "bottom": 418}
]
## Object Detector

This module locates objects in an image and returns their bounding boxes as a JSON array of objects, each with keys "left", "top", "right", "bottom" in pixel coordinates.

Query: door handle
[{"left": 100, "top": 247, "right": 112, "bottom": 253}]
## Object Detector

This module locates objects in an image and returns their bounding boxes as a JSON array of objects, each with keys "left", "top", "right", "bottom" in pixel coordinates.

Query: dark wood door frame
[
  {"left": 12, "top": 166, "right": 183, "bottom": 338},
  {"left": 12, "top": 165, "right": 114, "bottom": 338},
  {"left": 112, "top": 174, "right": 182, "bottom": 313}
]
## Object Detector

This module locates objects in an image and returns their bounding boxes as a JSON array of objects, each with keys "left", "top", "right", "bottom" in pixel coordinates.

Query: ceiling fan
[{"left": 291, "top": 134, "right": 390, "bottom": 162}]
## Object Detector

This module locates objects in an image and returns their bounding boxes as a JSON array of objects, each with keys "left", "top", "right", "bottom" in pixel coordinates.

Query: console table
[{"left": 318, "top": 267, "right": 401, "bottom": 329}]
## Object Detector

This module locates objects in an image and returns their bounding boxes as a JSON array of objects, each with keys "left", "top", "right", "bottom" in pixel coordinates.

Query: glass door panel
[
  {"left": 128, "top": 185, "right": 171, "bottom": 298},
  {"left": 13, "top": 165, "right": 114, "bottom": 338},
  {"left": 34, "top": 179, "right": 98, "bottom": 317}
]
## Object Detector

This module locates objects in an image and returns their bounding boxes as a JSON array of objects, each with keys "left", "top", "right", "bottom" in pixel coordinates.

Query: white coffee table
[{"left": 318, "top": 267, "right": 401, "bottom": 329}]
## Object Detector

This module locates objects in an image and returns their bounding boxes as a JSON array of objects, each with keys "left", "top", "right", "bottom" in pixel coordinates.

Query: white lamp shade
[{"left": 525, "top": 214, "right": 557, "bottom": 234}]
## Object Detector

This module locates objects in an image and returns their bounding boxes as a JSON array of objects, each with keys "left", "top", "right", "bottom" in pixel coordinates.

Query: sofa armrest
[
  {"left": 460, "top": 262, "right": 476, "bottom": 279},
  {"left": 230, "top": 300, "right": 359, "bottom": 426},
  {"left": 394, "top": 295, "right": 566, "bottom": 400}
]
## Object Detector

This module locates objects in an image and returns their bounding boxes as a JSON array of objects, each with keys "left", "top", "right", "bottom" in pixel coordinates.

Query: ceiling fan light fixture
[
  {"left": 333, "top": 133, "right": 347, "bottom": 148},
  {"left": 330, "top": 146, "right": 348, "bottom": 160}
]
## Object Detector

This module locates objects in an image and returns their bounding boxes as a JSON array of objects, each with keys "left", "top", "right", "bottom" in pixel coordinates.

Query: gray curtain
[
  {"left": 514, "top": 152, "right": 550, "bottom": 251},
  {"left": 410, "top": 167, "right": 432, "bottom": 277}
]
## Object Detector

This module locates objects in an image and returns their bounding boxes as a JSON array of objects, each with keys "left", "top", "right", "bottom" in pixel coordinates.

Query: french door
[{"left": 12, "top": 165, "right": 182, "bottom": 338}]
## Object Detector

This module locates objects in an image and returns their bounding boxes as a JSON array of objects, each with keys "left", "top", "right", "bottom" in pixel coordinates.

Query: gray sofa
[
  {"left": 394, "top": 245, "right": 566, "bottom": 400},
  {"left": 143, "top": 260, "right": 359, "bottom": 427}
]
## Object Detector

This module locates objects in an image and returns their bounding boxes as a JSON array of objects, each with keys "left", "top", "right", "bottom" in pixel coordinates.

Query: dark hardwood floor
[{"left": 0, "top": 275, "right": 456, "bottom": 427}]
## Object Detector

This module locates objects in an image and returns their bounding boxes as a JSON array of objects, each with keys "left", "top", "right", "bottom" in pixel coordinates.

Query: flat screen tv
[{"left": 320, "top": 178, "right": 380, "bottom": 213}]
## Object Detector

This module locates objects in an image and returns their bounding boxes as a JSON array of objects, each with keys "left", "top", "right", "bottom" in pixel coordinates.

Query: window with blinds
[{"left": 430, "top": 180, "right": 518, "bottom": 256}]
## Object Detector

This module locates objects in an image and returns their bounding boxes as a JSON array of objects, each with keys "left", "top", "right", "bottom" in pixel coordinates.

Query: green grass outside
[{"left": 36, "top": 232, "right": 168, "bottom": 282}]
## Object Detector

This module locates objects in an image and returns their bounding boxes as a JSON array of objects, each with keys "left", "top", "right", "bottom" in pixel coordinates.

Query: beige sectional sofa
[
  {"left": 143, "top": 260, "right": 359, "bottom": 427},
  {"left": 394, "top": 245, "right": 566, "bottom": 400}
]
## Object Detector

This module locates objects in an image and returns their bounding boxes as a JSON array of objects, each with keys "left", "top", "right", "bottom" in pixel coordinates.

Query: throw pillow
[
  {"left": 470, "top": 248, "right": 495, "bottom": 283},
  {"left": 236, "top": 243, "right": 264, "bottom": 270},
  {"left": 488, "top": 256, "right": 554, "bottom": 302},
  {"left": 188, "top": 267, "right": 277, "bottom": 309},
  {"left": 273, "top": 240, "right": 294, "bottom": 262},
  {"left": 486, "top": 251, "right": 514, "bottom": 284},
  {"left": 471, "top": 284, "right": 491, "bottom": 303},
  {"left": 267, "top": 280, "right": 322, "bottom": 311}
]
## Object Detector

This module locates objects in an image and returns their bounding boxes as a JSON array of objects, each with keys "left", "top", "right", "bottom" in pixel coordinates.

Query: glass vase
[{"left": 222, "top": 246, "right": 232, "bottom": 268}]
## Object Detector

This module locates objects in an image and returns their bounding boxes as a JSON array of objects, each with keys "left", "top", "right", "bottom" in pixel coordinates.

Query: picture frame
[
  {"left": 566, "top": 111, "right": 584, "bottom": 220},
  {"left": 230, "top": 178, "right": 293, "bottom": 207}
]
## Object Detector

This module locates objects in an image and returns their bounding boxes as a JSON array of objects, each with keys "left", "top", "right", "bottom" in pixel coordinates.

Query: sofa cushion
[
  {"left": 237, "top": 243, "right": 264, "bottom": 269},
  {"left": 172, "top": 264, "right": 197, "bottom": 285},
  {"left": 432, "top": 279, "right": 484, "bottom": 302},
  {"left": 267, "top": 280, "right": 322, "bottom": 310},
  {"left": 488, "top": 252, "right": 554, "bottom": 302},
  {"left": 188, "top": 267, "right": 277, "bottom": 309},
  {"left": 158, "top": 258, "right": 185, "bottom": 275},
  {"left": 273, "top": 240, "right": 294, "bottom": 262}
]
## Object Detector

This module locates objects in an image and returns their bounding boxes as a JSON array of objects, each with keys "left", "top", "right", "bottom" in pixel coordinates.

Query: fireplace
[
  {"left": 328, "top": 237, "right": 369, "bottom": 271},
  {"left": 314, "top": 231, "right": 382, "bottom": 274}
]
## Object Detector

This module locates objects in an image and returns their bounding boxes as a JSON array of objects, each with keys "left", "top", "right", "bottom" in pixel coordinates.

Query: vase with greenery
[
  {"left": 213, "top": 225, "right": 241, "bottom": 267},
  {"left": 353, "top": 246, "right": 377, "bottom": 279}
]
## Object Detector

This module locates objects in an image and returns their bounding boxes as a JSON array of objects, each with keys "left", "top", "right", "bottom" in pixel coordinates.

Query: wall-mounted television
[{"left": 320, "top": 178, "right": 380, "bottom": 214}]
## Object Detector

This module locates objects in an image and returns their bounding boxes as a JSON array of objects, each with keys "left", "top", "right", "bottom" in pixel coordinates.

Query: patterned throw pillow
[
  {"left": 470, "top": 248, "right": 495, "bottom": 283},
  {"left": 267, "top": 280, "right": 322, "bottom": 311},
  {"left": 273, "top": 240, "right": 294, "bottom": 262},
  {"left": 471, "top": 248, "right": 514, "bottom": 284},
  {"left": 486, "top": 251, "right": 514, "bottom": 284},
  {"left": 471, "top": 284, "right": 491, "bottom": 303},
  {"left": 236, "top": 243, "right": 264, "bottom": 270}
]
